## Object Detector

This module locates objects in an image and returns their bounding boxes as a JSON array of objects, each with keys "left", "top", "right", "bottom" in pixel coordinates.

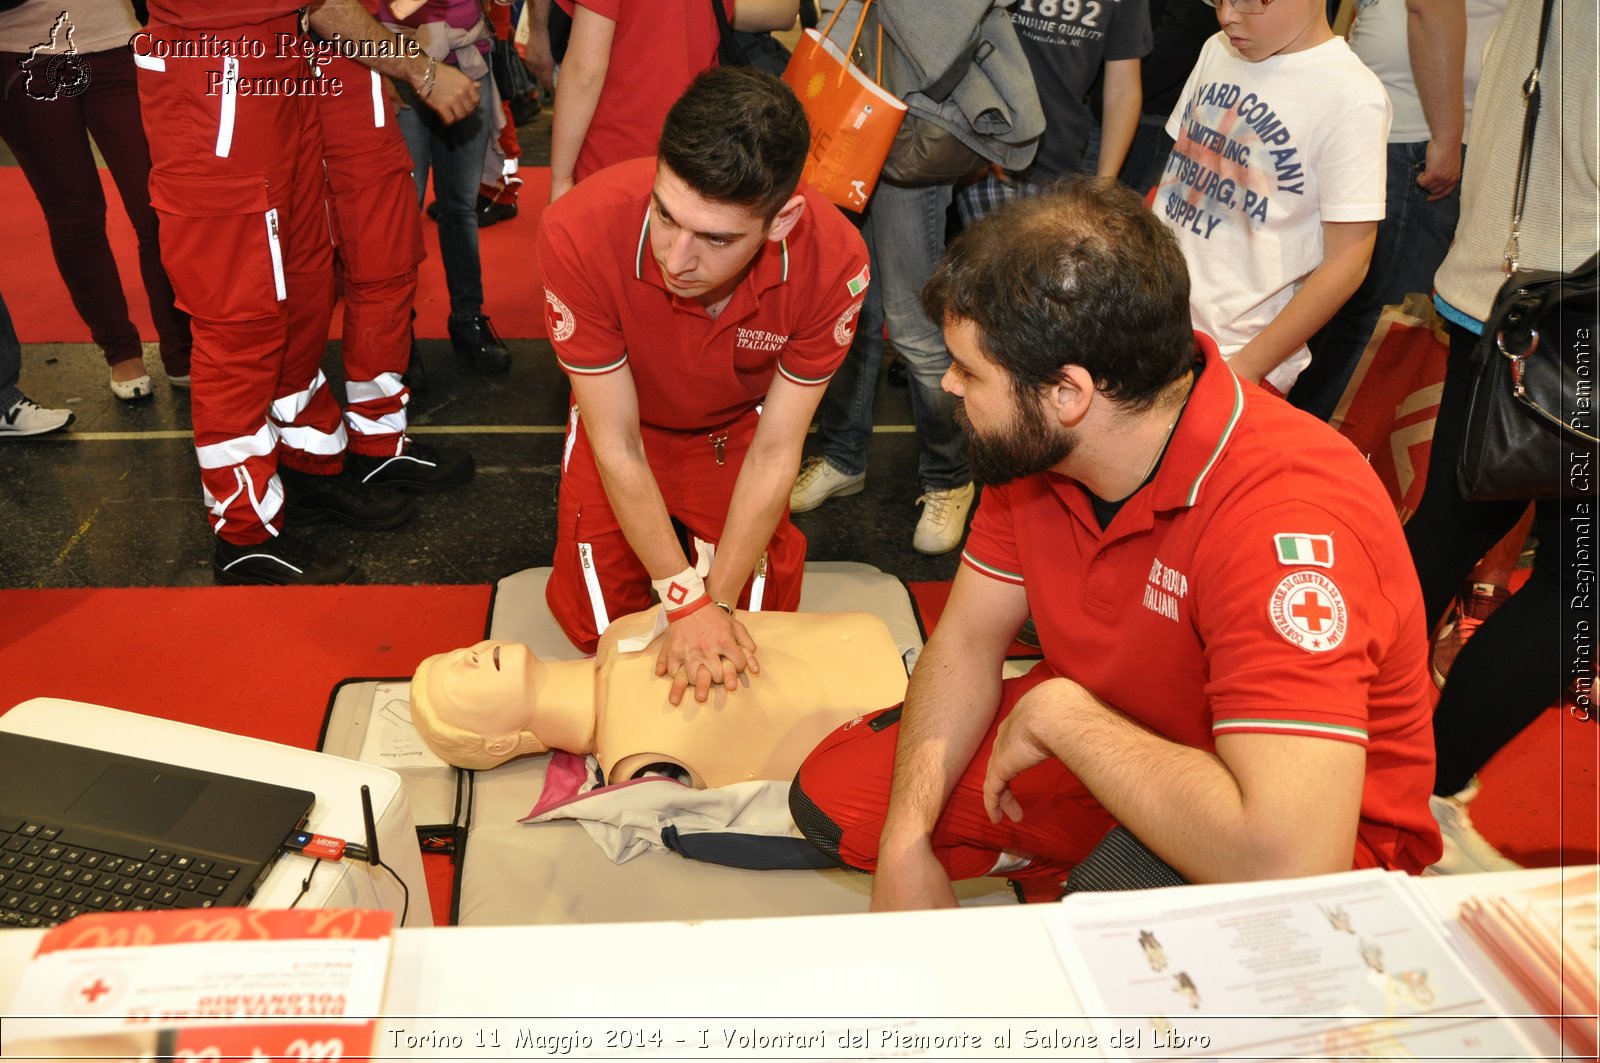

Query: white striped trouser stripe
[
  {"left": 345, "top": 372, "right": 406, "bottom": 405},
  {"left": 345, "top": 409, "right": 408, "bottom": 438},
  {"left": 195, "top": 422, "right": 277, "bottom": 469}
]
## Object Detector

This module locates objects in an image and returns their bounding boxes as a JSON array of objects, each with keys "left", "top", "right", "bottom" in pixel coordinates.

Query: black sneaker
[
  {"left": 213, "top": 533, "right": 358, "bottom": 586},
  {"left": 448, "top": 314, "right": 511, "bottom": 372},
  {"left": 348, "top": 439, "right": 475, "bottom": 494}
]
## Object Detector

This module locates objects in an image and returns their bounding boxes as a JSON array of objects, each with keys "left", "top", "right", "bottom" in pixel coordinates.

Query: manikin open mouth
[{"left": 492, "top": 645, "right": 501, "bottom": 670}]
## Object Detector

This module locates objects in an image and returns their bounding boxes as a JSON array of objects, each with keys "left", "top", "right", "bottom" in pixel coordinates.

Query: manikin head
[
  {"left": 649, "top": 66, "right": 810, "bottom": 306},
  {"left": 409, "top": 641, "right": 551, "bottom": 770}
]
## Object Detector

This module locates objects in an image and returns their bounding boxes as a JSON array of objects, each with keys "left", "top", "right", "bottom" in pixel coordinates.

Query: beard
[{"left": 954, "top": 394, "right": 1075, "bottom": 486}]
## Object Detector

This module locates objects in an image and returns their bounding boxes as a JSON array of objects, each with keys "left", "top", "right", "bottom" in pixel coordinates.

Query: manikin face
[
  {"left": 648, "top": 164, "right": 774, "bottom": 306},
  {"left": 1213, "top": 0, "right": 1322, "bottom": 61},
  {"left": 941, "top": 317, "right": 1075, "bottom": 486},
  {"left": 422, "top": 639, "right": 543, "bottom": 747}
]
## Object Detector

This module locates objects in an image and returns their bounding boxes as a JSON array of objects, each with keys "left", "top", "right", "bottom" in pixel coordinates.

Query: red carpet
[
  {"left": 906, "top": 581, "right": 1600, "bottom": 872},
  {"left": 0, "top": 584, "right": 491, "bottom": 925},
  {"left": 0, "top": 167, "right": 550, "bottom": 346}
]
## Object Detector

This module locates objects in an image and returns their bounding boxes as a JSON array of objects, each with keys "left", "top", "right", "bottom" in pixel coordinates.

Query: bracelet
[
  {"left": 418, "top": 56, "right": 437, "bottom": 99},
  {"left": 652, "top": 566, "right": 707, "bottom": 618},
  {"left": 713, "top": 601, "right": 735, "bottom": 616},
  {"left": 666, "top": 596, "right": 713, "bottom": 623}
]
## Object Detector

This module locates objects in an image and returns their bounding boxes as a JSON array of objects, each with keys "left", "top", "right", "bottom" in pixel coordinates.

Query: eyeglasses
[{"left": 1200, "top": 0, "right": 1274, "bottom": 11}]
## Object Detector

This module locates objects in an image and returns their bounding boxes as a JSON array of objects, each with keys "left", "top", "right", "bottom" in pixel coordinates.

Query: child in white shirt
[{"left": 1156, "top": 0, "right": 1390, "bottom": 396}]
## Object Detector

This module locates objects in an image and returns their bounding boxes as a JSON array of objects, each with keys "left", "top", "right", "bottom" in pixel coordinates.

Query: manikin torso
[
  {"left": 413, "top": 609, "right": 909, "bottom": 788},
  {"left": 593, "top": 610, "right": 909, "bottom": 788}
]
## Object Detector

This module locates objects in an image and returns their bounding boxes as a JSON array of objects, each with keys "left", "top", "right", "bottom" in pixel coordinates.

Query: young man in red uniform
[
  {"left": 536, "top": 67, "right": 869, "bottom": 704},
  {"left": 791, "top": 179, "right": 1441, "bottom": 905},
  {"left": 134, "top": 0, "right": 476, "bottom": 584}
]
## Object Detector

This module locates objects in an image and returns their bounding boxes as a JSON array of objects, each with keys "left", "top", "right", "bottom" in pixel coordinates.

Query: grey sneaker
[
  {"left": 912, "top": 481, "right": 975, "bottom": 555},
  {"left": 0, "top": 395, "right": 73, "bottom": 438},
  {"left": 1427, "top": 785, "right": 1521, "bottom": 874},
  {"left": 789, "top": 457, "right": 865, "bottom": 513}
]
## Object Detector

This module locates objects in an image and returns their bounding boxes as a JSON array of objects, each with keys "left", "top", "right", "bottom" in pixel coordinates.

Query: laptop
[{"left": 0, "top": 732, "right": 315, "bottom": 928}]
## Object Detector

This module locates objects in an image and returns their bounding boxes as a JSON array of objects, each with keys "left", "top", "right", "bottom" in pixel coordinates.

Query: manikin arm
[{"left": 872, "top": 565, "right": 1028, "bottom": 911}]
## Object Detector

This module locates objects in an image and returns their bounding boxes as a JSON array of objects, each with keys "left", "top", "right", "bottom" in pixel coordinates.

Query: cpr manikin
[{"left": 409, "top": 609, "right": 908, "bottom": 788}]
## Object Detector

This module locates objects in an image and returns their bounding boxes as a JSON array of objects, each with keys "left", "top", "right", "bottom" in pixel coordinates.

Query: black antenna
[{"left": 359, "top": 784, "right": 380, "bottom": 867}]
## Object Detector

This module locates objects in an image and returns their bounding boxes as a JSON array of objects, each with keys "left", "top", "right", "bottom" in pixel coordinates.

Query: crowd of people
[{"left": 1, "top": 0, "right": 1593, "bottom": 895}]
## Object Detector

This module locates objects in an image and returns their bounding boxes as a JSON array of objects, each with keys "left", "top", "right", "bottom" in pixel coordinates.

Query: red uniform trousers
[
  {"left": 315, "top": 55, "right": 423, "bottom": 458},
  {"left": 794, "top": 667, "right": 1119, "bottom": 892},
  {"left": 136, "top": 17, "right": 343, "bottom": 544},
  {"left": 481, "top": 0, "right": 521, "bottom": 204},
  {"left": 547, "top": 407, "right": 807, "bottom": 653}
]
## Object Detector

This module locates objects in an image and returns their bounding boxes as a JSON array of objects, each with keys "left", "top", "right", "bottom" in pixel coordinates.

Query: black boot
[
  {"left": 213, "top": 533, "right": 359, "bottom": 586},
  {"left": 448, "top": 314, "right": 511, "bottom": 372},
  {"left": 278, "top": 466, "right": 415, "bottom": 530}
]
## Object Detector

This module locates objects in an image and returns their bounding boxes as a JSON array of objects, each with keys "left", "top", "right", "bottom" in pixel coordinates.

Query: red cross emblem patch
[
  {"left": 666, "top": 581, "right": 689, "bottom": 606},
  {"left": 1269, "top": 571, "right": 1348, "bottom": 653}
]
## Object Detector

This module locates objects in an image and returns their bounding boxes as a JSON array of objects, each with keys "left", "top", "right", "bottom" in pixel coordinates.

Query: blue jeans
[
  {"left": 1291, "top": 140, "right": 1463, "bottom": 421},
  {"left": 398, "top": 71, "right": 493, "bottom": 324},
  {"left": 0, "top": 291, "right": 21, "bottom": 409},
  {"left": 815, "top": 182, "right": 970, "bottom": 490}
]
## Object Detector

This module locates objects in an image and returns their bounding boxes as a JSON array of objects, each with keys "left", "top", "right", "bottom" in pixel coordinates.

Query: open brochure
[
  {"left": 1047, "top": 868, "right": 1554, "bottom": 1060},
  {"left": 2, "top": 907, "right": 393, "bottom": 1061}
]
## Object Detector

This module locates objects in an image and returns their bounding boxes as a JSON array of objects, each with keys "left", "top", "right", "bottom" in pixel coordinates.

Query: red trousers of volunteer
[
  {"left": 792, "top": 666, "right": 1119, "bottom": 891},
  {"left": 136, "top": 17, "right": 343, "bottom": 544},
  {"left": 316, "top": 55, "right": 423, "bottom": 458},
  {"left": 547, "top": 408, "right": 807, "bottom": 653}
]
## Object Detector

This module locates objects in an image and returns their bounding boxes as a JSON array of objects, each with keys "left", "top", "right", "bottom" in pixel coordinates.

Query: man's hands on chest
[{"left": 656, "top": 606, "right": 761, "bottom": 706}]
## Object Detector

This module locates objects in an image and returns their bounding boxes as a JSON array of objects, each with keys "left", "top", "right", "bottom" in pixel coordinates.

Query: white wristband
[{"left": 652, "top": 566, "right": 707, "bottom": 616}]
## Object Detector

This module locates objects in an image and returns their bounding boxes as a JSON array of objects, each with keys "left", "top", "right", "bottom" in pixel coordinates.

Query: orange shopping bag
[{"left": 782, "top": 0, "right": 906, "bottom": 213}]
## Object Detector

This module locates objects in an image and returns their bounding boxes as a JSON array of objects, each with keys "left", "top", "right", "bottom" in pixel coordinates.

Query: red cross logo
[
  {"left": 1290, "top": 591, "right": 1334, "bottom": 632},
  {"left": 80, "top": 978, "right": 111, "bottom": 1003},
  {"left": 666, "top": 581, "right": 687, "bottom": 606},
  {"left": 1269, "top": 571, "right": 1348, "bottom": 654}
]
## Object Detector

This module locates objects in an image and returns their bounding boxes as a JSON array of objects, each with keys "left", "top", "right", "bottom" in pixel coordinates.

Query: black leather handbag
[
  {"left": 1455, "top": 0, "right": 1600, "bottom": 502},
  {"left": 1458, "top": 256, "right": 1600, "bottom": 501}
]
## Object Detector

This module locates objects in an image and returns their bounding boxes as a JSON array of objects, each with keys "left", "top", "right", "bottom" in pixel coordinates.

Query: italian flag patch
[
  {"left": 846, "top": 264, "right": 871, "bottom": 297},
  {"left": 1274, "top": 533, "right": 1334, "bottom": 568}
]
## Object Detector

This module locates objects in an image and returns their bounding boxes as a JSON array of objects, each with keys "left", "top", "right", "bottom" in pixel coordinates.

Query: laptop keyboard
[{"left": 0, "top": 818, "right": 242, "bottom": 928}]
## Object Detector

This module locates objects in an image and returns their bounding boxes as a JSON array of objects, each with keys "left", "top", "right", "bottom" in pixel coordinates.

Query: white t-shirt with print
[{"left": 1158, "top": 33, "right": 1390, "bottom": 394}]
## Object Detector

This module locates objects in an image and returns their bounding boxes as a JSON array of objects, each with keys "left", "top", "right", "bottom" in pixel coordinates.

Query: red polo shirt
[
  {"left": 538, "top": 157, "right": 869, "bottom": 431},
  {"left": 146, "top": 1, "right": 303, "bottom": 29},
  {"left": 554, "top": 0, "right": 730, "bottom": 181},
  {"left": 962, "top": 336, "right": 1442, "bottom": 874}
]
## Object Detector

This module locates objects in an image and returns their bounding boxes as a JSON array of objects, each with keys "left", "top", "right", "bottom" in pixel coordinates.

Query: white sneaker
[
  {"left": 1427, "top": 790, "right": 1522, "bottom": 874},
  {"left": 0, "top": 395, "right": 74, "bottom": 438},
  {"left": 789, "top": 456, "right": 865, "bottom": 513},
  {"left": 913, "top": 481, "right": 976, "bottom": 555}
]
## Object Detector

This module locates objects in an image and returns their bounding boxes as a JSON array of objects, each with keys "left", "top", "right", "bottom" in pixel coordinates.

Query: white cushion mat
[{"left": 323, "top": 563, "right": 1009, "bottom": 924}]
